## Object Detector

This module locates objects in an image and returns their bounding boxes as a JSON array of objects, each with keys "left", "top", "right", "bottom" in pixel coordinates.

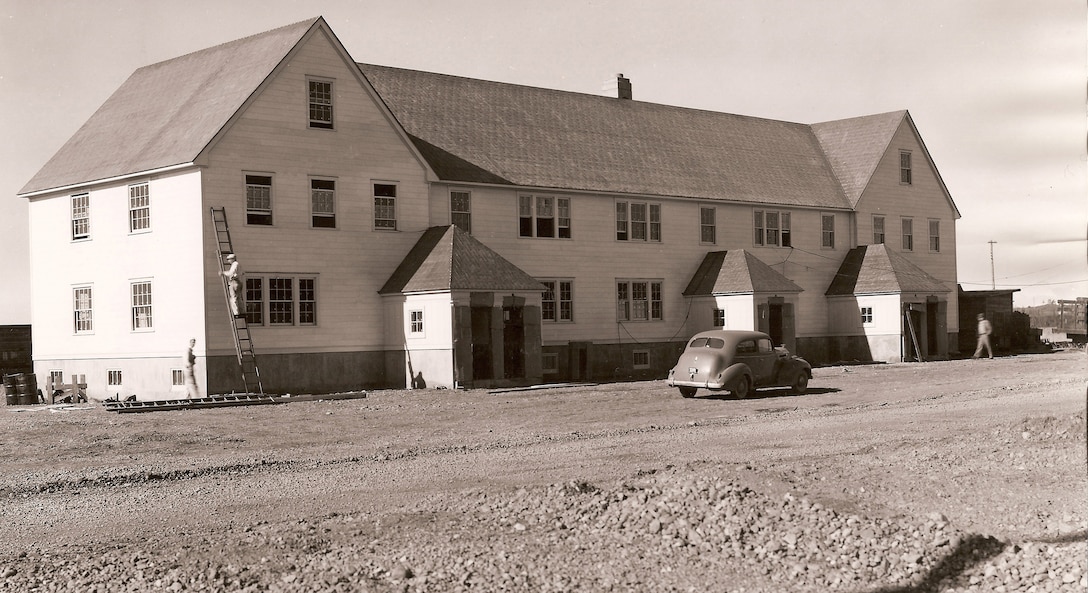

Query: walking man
[
  {"left": 972, "top": 313, "right": 994, "bottom": 359},
  {"left": 184, "top": 338, "right": 201, "bottom": 399}
]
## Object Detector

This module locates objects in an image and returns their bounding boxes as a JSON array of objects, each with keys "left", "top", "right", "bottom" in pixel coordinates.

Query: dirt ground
[{"left": 0, "top": 350, "right": 1084, "bottom": 592}]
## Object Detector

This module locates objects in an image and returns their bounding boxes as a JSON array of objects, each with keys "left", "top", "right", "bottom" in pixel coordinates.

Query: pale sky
[{"left": 1, "top": 0, "right": 1085, "bottom": 324}]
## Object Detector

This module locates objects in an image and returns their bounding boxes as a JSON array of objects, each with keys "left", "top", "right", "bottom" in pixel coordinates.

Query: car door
[{"left": 735, "top": 338, "right": 776, "bottom": 385}]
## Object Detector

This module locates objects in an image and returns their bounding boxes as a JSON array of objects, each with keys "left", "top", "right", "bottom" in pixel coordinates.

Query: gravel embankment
[{"left": 3, "top": 462, "right": 1084, "bottom": 592}]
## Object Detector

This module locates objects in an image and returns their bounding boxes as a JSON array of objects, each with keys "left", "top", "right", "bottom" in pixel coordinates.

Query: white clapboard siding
[{"left": 200, "top": 29, "right": 431, "bottom": 357}]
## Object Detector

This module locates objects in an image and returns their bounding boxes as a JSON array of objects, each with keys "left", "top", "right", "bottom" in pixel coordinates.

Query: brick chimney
[{"left": 603, "top": 73, "right": 632, "bottom": 100}]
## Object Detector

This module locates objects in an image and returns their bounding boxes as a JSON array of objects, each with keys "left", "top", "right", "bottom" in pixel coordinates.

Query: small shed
[{"left": 957, "top": 287, "right": 1025, "bottom": 354}]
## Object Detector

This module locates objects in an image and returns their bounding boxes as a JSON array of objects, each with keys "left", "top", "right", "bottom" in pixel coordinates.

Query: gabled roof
[
  {"left": 379, "top": 226, "right": 546, "bottom": 295},
  {"left": 826, "top": 244, "right": 951, "bottom": 296},
  {"left": 360, "top": 64, "right": 853, "bottom": 210},
  {"left": 810, "top": 111, "right": 906, "bottom": 208},
  {"left": 683, "top": 250, "right": 803, "bottom": 296},
  {"left": 20, "top": 18, "right": 322, "bottom": 195}
]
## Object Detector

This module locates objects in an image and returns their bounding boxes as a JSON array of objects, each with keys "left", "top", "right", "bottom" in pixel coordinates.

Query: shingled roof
[
  {"left": 825, "top": 244, "right": 951, "bottom": 296},
  {"left": 360, "top": 64, "right": 855, "bottom": 210},
  {"left": 683, "top": 250, "right": 803, "bottom": 296},
  {"left": 20, "top": 18, "right": 321, "bottom": 195},
  {"left": 379, "top": 226, "right": 546, "bottom": 295},
  {"left": 810, "top": 111, "right": 907, "bottom": 208}
]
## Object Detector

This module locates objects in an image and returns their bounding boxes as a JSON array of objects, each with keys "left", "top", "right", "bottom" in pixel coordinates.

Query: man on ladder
[{"left": 221, "top": 253, "right": 241, "bottom": 317}]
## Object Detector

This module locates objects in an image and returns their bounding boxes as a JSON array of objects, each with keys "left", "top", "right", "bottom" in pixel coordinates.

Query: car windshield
[{"left": 688, "top": 337, "right": 725, "bottom": 349}]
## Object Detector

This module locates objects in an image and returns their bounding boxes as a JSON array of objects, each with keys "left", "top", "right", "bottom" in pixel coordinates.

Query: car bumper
[{"left": 667, "top": 377, "right": 725, "bottom": 390}]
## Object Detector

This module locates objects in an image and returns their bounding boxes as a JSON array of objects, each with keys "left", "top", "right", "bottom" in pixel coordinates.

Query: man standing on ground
[
  {"left": 973, "top": 313, "right": 994, "bottom": 359},
  {"left": 184, "top": 338, "right": 201, "bottom": 399}
]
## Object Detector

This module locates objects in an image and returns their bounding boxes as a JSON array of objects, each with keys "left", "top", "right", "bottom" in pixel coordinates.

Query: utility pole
[{"left": 988, "top": 240, "right": 997, "bottom": 289}]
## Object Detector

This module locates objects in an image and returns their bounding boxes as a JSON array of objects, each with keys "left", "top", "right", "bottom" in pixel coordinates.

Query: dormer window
[{"left": 308, "top": 78, "right": 334, "bottom": 129}]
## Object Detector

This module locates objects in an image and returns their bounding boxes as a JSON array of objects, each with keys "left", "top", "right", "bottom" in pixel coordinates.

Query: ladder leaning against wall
[{"left": 210, "top": 207, "right": 264, "bottom": 395}]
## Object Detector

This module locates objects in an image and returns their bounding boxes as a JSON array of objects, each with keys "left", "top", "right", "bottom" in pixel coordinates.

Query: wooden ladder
[{"left": 210, "top": 207, "right": 264, "bottom": 395}]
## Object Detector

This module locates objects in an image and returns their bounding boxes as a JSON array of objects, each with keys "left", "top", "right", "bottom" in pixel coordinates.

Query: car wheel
[
  {"left": 678, "top": 387, "right": 697, "bottom": 398},
  {"left": 791, "top": 372, "right": 809, "bottom": 395},
  {"left": 732, "top": 376, "right": 751, "bottom": 399}
]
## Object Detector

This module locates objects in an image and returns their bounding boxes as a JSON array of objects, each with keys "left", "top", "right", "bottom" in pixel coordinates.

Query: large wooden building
[{"left": 18, "top": 17, "right": 961, "bottom": 399}]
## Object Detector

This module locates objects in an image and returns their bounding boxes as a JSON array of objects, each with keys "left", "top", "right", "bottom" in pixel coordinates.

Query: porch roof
[
  {"left": 683, "top": 250, "right": 803, "bottom": 296},
  {"left": 379, "top": 226, "right": 546, "bottom": 295},
  {"left": 826, "top": 244, "right": 951, "bottom": 296}
]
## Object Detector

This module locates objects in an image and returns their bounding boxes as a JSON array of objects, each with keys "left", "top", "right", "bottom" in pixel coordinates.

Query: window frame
[
  {"left": 373, "top": 182, "right": 398, "bottom": 230},
  {"left": 540, "top": 279, "right": 574, "bottom": 323},
  {"left": 902, "top": 217, "right": 914, "bottom": 252},
  {"left": 171, "top": 369, "right": 185, "bottom": 387},
  {"left": 713, "top": 308, "right": 726, "bottom": 327},
  {"left": 615, "top": 199, "right": 661, "bottom": 242},
  {"left": 244, "top": 274, "right": 317, "bottom": 327},
  {"left": 73, "top": 285, "right": 93, "bottom": 334},
  {"left": 928, "top": 219, "right": 940, "bottom": 252},
  {"left": 873, "top": 215, "right": 885, "bottom": 244},
  {"left": 821, "top": 213, "right": 836, "bottom": 249},
  {"left": 71, "top": 193, "right": 90, "bottom": 241},
  {"left": 616, "top": 279, "right": 664, "bottom": 322},
  {"left": 307, "top": 77, "right": 335, "bottom": 130},
  {"left": 520, "top": 194, "right": 571, "bottom": 239},
  {"left": 753, "top": 209, "right": 791, "bottom": 247},
  {"left": 700, "top": 206, "right": 716, "bottom": 244},
  {"left": 310, "top": 177, "right": 337, "bottom": 229},
  {"left": 450, "top": 189, "right": 472, "bottom": 233},
  {"left": 409, "top": 310, "right": 424, "bottom": 335},
  {"left": 130, "top": 279, "right": 153, "bottom": 332},
  {"left": 128, "top": 182, "right": 150, "bottom": 233},
  {"left": 861, "top": 306, "right": 874, "bottom": 325},
  {"left": 632, "top": 350, "right": 650, "bottom": 370},
  {"left": 245, "top": 173, "right": 274, "bottom": 226},
  {"left": 900, "top": 150, "right": 912, "bottom": 185},
  {"left": 107, "top": 369, "right": 123, "bottom": 388},
  {"left": 542, "top": 352, "right": 559, "bottom": 374}
]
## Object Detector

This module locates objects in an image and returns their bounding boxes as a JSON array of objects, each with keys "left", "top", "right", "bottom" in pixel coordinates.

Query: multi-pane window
[
  {"left": 616, "top": 200, "right": 661, "bottom": 242},
  {"left": 73, "top": 286, "right": 93, "bottom": 334},
  {"left": 633, "top": 350, "right": 650, "bottom": 370},
  {"left": 374, "top": 183, "right": 397, "bottom": 229},
  {"left": 861, "top": 307, "right": 874, "bottom": 324},
  {"left": 451, "top": 190, "right": 471, "bottom": 232},
  {"left": 821, "top": 214, "right": 835, "bottom": 249},
  {"left": 541, "top": 280, "right": 574, "bottom": 323},
  {"left": 244, "top": 278, "right": 263, "bottom": 325},
  {"left": 520, "top": 194, "right": 571, "bottom": 238},
  {"left": 128, "top": 183, "right": 150, "bottom": 232},
  {"left": 107, "top": 370, "right": 122, "bottom": 387},
  {"left": 299, "top": 278, "right": 316, "bottom": 325},
  {"left": 131, "top": 281, "right": 153, "bottom": 330},
  {"left": 929, "top": 220, "right": 940, "bottom": 252},
  {"left": 172, "top": 369, "right": 185, "bottom": 386},
  {"left": 900, "top": 151, "right": 912, "bottom": 185},
  {"left": 410, "top": 310, "right": 424, "bottom": 334},
  {"left": 71, "top": 194, "right": 90, "bottom": 240},
  {"left": 311, "top": 179, "right": 336, "bottom": 228},
  {"left": 246, "top": 175, "right": 273, "bottom": 225},
  {"left": 244, "top": 276, "right": 315, "bottom": 326},
  {"left": 713, "top": 308, "right": 726, "bottom": 327},
  {"left": 542, "top": 353, "right": 559, "bottom": 373},
  {"left": 700, "top": 207, "right": 716, "bottom": 244},
  {"left": 269, "top": 278, "right": 294, "bottom": 325},
  {"left": 902, "top": 218, "right": 914, "bottom": 251},
  {"left": 873, "top": 215, "right": 885, "bottom": 244},
  {"left": 308, "top": 79, "right": 333, "bottom": 129},
  {"left": 754, "top": 210, "right": 791, "bottom": 247},
  {"left": 617, "top": 280, "right": 663, "bottom": 322}
]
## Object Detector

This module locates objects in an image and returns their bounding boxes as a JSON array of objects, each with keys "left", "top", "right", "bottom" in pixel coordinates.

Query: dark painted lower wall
[{"left": 209, "top": 350, "right": 392, "bottom": 395}]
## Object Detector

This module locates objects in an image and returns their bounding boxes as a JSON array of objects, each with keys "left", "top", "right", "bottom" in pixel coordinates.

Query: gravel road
[{"left": 0, "top": 350, "right": 1084, "bottom": 592}]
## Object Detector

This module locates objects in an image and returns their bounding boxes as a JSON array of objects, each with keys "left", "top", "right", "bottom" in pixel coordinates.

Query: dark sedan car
[{"left": 666, "top": 330, "right": 812, "bottom": 398}]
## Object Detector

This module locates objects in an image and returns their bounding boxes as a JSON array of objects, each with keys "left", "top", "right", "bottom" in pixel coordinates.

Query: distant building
[{"left": 18, "top": 17, "right": 962, "bottom": 399}]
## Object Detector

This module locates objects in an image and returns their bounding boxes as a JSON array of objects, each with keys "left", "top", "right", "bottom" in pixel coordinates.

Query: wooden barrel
[
  {"left": 2, "top": 374, "right": 17, "bottom": 406},
  {"left": 15, "top": 373, "right": 38, "bottom": 405}
]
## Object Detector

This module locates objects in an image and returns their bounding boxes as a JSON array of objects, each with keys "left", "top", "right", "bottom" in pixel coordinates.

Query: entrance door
[
  {"left": 503, "top": 305, "right": 525, "bottom": 379},
  {"left": 926, "top": 299, "right": 939, "bottom": 357},
  {"left": 471, "top": 307, "right": 492, "bottom": 381}
]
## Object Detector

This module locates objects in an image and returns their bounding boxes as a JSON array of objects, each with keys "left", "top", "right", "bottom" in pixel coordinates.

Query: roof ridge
[{"left": 141, "top": 17, "right": 320, "bottom": 71}]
